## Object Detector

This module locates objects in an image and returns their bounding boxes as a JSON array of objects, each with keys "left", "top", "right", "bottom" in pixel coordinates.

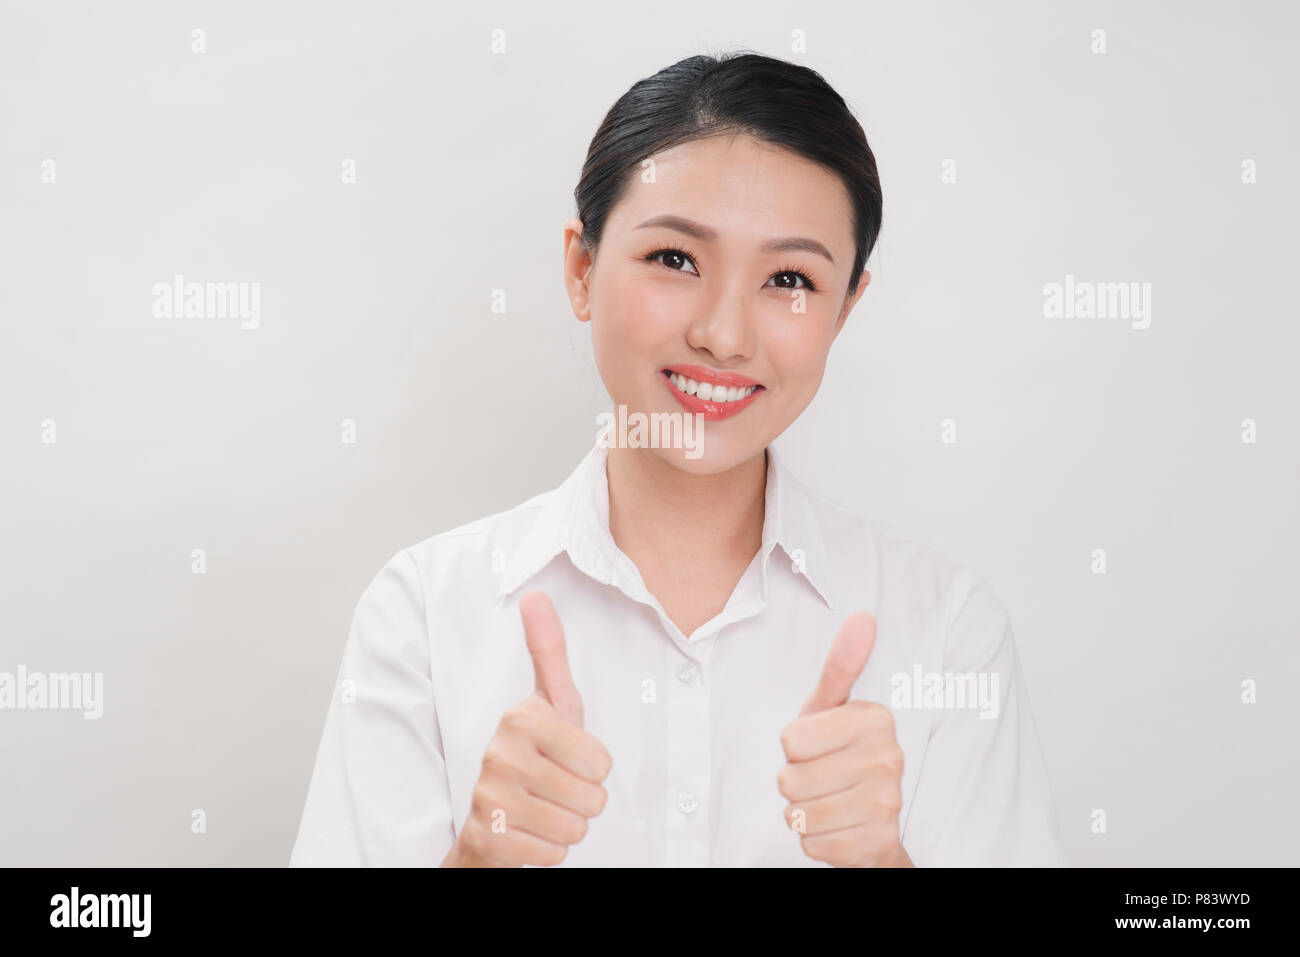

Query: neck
[{"left": 605, "top": 445, "right": 768, "bottom": 561}]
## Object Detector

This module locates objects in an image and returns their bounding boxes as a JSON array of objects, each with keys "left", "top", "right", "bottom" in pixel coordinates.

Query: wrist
[
  {"left": 440, "top": 837, "right": 476, "bottom": 868},
  {"left": 883, "top": 840, "right": 914, "bottom": 868}
]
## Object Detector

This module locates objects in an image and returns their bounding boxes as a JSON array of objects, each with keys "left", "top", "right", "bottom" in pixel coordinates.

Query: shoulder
[
  {"left": 798, "top": 483, "right": 1008, "bottom": 630},
  {"left": 328, "top": 490, "right": 559, "bottom": 672},
  {"left": 393, "top": 488, "right": 556, "bottom": 594}
]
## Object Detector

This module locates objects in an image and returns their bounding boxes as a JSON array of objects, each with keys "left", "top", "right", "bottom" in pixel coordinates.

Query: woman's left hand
[{"left": 777, "top": 611, "right": 914, "bottom": 867}]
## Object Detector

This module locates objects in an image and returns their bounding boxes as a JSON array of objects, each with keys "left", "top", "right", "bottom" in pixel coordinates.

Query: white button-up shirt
[{"left": 290, "top": 440, "right": 1067, "bottom": 867}]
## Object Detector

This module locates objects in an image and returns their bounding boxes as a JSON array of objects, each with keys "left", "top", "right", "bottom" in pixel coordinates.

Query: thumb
[
  {"left": 799, "top": 611, "right": 877, "bottom": 717},
  {"left": 520, "top": 590, "right": 584, "bottom": 727}
]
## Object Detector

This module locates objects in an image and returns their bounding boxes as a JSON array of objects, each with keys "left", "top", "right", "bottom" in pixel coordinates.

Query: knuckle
[
  {"left": 776, "top": 766, "right": 795, "bottom": 797},
  {"left": 468, "top": 783, "right": 492, "bottom": 815},
  {"left": 481, "top": 741, "right": 514, "bottom": 777},
  {"left": 474, "top": 785, "right": 506, "bottom": 821},
  {"left": 500, "top": 707, "right": 528, "bottom": 735},
  {"left": 523, "top": 693, "right": 552, "bottom": 718},
  {"left": 591, "top": 745, "right": 613, "bottom": 781},
  {"left": 883, "top": 746, "right": 905, "bottom": 774},
  {"left": 564, "top": 815, "right": 589, "bottom": 844},
  {"left": 779, "top": 727, "right": 796, "bottom": 755},
  {"left": 868, "top": 774, "right": 899, "bottom": 811},
  {"left": 545, "top": 844, "right": 568, "bottom": 866},
  {"left": 799, "top": 834, "right": 824, "bottom": 859},
  {"left": 866, "top": 702, "right": 893, "bottom": 726}
]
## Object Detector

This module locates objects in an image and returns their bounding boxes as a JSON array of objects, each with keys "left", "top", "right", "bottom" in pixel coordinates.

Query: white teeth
[{"left": 666, "top": 373, "right": 758, "bottom": 403}]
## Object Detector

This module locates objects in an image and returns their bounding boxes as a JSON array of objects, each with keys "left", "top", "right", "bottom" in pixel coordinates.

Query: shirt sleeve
[
  {"left": 289, "top": 548, "right": 456, "bottom": 866},
  {"left": 900, "top": 567, "right": 1068, "bottom": 866}
]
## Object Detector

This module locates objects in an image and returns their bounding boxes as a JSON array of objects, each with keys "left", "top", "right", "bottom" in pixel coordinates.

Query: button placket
[{"left": 665, "top": 650, "right": 710, "bottom": 867}]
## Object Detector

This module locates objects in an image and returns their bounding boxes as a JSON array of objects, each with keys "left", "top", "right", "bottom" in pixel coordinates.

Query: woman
[{"left": 290, "top": 51, "right": 1066, "bottom": 867}]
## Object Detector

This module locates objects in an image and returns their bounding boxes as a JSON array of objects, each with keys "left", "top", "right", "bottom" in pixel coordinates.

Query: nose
[{"left": 683, "top": 277, "right": 758, "bottom": 365}]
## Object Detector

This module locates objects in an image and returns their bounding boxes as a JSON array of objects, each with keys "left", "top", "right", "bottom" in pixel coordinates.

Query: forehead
[{"left": 604, "top": 133, "right": 854, "bottom": 252}]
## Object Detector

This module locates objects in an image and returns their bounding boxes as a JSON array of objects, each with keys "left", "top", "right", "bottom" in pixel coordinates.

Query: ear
[
  {"left": 563, "top": 217, "right": 595, "bottom": 323},
  {"left": 831, "top": 268, "right": 871, "bottom": 341}
]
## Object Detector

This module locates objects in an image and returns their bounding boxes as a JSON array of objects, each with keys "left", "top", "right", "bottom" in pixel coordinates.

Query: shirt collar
[{"left": 496, "top": 439, "right": 836, "bottom": 610}]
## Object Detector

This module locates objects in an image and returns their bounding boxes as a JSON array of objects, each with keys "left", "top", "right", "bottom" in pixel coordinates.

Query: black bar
[{"left": 0, "top": 866, "right": 1286, "bottom": 942}]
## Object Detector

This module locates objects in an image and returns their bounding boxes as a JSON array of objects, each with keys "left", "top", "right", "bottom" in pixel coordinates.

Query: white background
[{"left": 1, "top": 0, "right": 1296, "bottom": 865}]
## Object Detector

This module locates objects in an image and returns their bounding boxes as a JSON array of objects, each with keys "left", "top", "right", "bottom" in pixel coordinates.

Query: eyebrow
[{"left": 632, "top": 214, "right": 835, "bottom": 265}]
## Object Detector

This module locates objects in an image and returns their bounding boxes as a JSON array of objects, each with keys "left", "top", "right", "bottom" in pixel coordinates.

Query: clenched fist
[
  {"left": 441, "top": 591, "right": 612, "bottom": 867},
  {"left": 778, "top": 611, "right": 913, "bottom": 867}
]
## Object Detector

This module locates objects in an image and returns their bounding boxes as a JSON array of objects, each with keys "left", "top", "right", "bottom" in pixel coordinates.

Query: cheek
[
  {"left": 767, "top": 317, "right": 834, "bottom": 397},
  {"left": 592, "top": 276, "right": 683, "bottom": 360},
  {"left": 606, "top": 276, "right": 685, "bottom": 338},
  {"left": 590, "top": 274, "right": 683, "bottom": 399}
]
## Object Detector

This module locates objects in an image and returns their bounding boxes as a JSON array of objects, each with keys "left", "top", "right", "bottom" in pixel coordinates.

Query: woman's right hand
[{"left": 441, "top": 591, "right": 612, "bottom": 867}]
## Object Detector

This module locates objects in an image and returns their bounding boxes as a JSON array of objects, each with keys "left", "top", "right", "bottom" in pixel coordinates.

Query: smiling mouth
[
  {"left": 659, "top": 367, "right": 765, "bottom": 421},
  {"left": 662, "top": 370, "right": 761, "bottom": 403}
]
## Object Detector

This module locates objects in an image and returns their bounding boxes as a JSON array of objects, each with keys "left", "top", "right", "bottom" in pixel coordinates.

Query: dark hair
[{"left": 574, "top": 51, "right": 882, "bottom": 298}]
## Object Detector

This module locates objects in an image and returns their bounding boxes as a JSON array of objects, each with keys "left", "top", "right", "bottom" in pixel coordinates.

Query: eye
[
  {"left": 645, "top": 247, "right": 700, "bottom": 276},
  {"left": 644, "top": 247, "right": 818, "bottom": 293},
  {"left": 766, "top": 267, "right": 817, "bottom": 293}
]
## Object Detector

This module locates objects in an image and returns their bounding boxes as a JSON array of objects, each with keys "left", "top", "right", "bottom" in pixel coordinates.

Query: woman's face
[{"left": 564, "top": 133, "right": 870, "bottom": 474}]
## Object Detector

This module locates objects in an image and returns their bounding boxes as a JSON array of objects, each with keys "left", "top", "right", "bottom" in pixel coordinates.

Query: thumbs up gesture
[
  {"left": 777, "top": 612, "right": 913, "bottom": 867},
  {"left": 441, "top": 591, "right": 612, "bottom": 867}
]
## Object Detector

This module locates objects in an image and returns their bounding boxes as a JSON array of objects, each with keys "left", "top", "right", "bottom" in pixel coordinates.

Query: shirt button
[
  {"left": 677, "top": 663, "right": 699, "bottom": 682},
  {"left": 677, "top": 792, "right": 699, "bottom": 814}
]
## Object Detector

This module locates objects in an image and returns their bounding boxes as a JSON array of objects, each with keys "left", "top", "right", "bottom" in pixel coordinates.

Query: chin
[{"left": 648, "top": 435, "right": 762, "bottom": 476}]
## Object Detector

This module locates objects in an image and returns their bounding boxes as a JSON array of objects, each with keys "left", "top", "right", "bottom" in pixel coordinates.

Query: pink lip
[
  {"left": 663, "top": 364, "right": 762, "bottom": 389},
  {"left": 660, "top": 368, "right": 765, "bottom": 421}
]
